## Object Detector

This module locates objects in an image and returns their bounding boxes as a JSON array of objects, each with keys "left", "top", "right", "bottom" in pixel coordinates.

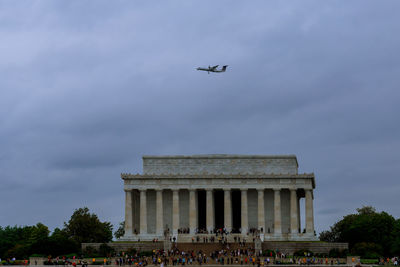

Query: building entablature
[{"left": 121, "top": 173, "right": 315, "bottom": 191}]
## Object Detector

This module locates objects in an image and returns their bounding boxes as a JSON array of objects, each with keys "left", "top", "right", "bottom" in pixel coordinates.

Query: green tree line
[
  {"left": 3, "top": 205, "right": 400, "bottom": 260},
  {"left": 320, "top": 206, "right": 400, "bottom": 258},
  {"left": 0, "top": 207, "right": 113, "bottom": 259}
]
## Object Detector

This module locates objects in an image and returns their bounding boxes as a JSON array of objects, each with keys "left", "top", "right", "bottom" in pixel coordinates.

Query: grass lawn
[{"left": 361, "top": 259, "right": 379, "bottom": 264}]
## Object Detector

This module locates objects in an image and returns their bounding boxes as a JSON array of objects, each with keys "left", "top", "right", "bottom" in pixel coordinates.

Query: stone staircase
[{"left": 176, "top": 242, "right": 254, "bottom": 255}]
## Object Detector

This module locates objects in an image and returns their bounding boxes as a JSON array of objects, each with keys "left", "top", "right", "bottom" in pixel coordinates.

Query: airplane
[{"left": 196, "top": 65, "right": 228, "bottom": 74}]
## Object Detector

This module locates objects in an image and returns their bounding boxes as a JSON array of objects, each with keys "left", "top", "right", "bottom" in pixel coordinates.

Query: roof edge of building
[
  {"left": 143, "top": 154, "right": 297, "bottom": 159},
  {"left": 142, "top": 154, "right": 299, "bottom": 167}
]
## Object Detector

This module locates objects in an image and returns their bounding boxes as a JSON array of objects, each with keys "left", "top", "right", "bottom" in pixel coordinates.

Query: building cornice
[{"left": 121, "top": 172, "right": 313, "bottom": 179}]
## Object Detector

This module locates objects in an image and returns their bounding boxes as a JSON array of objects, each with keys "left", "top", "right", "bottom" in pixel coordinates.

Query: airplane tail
[{"left": 221, "top": 65, "right": 228, "bottom": 72}]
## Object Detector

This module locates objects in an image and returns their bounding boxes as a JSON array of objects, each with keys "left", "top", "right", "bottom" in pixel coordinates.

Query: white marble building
[{"left": 120, "top": 155, "right": 317, "bottom": 242}]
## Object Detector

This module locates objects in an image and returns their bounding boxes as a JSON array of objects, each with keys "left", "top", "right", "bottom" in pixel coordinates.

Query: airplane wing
[{"left": 211, "top": 65, "right": 219, "bottom": 70}]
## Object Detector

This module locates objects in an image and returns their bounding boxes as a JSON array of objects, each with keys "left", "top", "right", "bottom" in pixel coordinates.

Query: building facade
[{"left": 121, "top": 155, "right": 317, "bottom": 242}]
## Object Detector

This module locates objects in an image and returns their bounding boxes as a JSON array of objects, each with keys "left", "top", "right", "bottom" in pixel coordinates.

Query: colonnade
[{"left": 124, "top": 188, "right": 315, "bottom": 239}]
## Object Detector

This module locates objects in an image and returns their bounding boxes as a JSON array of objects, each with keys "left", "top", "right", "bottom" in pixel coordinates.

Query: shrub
[
  {"left": 30, "top": 253, "right": 46, "bottom": 257},
  {"left": 1, "top": 260, "right": 28, "bottom": 265},
  {"left": 99, "top": 244, "right": 115, "bottom": 257},
  {"left": 328, "top": 248, "right": 348, "bottom": 258},
  {"left": 82, "top": 246, "right": 100, "bottom": 258},
  {"left": 351, "top": 242, "right": 383, "bottom": 258}
]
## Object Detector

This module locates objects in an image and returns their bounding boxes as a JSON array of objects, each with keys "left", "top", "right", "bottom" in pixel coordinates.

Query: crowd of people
[
  {"left": 131, "top": 227, "right": 294, "bottom": 238},
  {"left": 113, "top": 248, "right": 268, "bottom": 267},
  {"left": 111, "top": 248, "right": 355, "bottom": 267},
  {"left": 140, "top": 227, "right": 273, "bottom": 239},
  {"left": 192, "top": 228, "right": 263, "bottom": 236},
  {"left": 190, "top": 235, "right": 248, "bottom": 247},
  {"left": 178, "top": 228, "right": 190, "bottom": 234},
  {"left": 35, "top": 248, "right": 400, "bottom": 266}
]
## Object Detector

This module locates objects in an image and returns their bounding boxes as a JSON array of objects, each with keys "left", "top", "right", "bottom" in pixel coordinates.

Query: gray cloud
[{"left": 1, "top": 1, "right": 400, "bottom": 234}]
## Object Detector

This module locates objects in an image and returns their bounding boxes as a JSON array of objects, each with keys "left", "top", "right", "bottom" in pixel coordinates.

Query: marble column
[
  {"left": 189, "top": 190, "right": 196, "bottom": 234},
  {"left": 273, "top": 189, "right": 282, "bottom": 234},
  {"left": 290, "top": 189, "right": 299, "bottom": 234},
  {"left": 305, "top": 189, "right": 315, "bottom": 234},
  {"left": 172, "top": 189, "right": 180, "bottom": 235},
  {"left": 257, "top": 189, "right": 265, "bottom": 232},
  {"left": 224, "top": 189, "right": 232, "bottom": 232},
  {"left": 206, "top": 189, "right": 214, "bottom": 232},
  {"left": 139, "top": 189, "right": 147, "bottom": 235},
  {"left": 241, "top": 189, "right": 248, "bottom": 234},
  {"left": 124, "top": 189, "right": 133, "bottom": 236},
  {"left": 297, "top": 195, "right": 301, "bottom": 233},
  {"left": 156, "top": 189, "right": 163, "bottom": 236}
]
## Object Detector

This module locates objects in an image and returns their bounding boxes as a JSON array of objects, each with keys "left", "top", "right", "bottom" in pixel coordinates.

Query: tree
[
  {"left": 390, "top": 219, "right": 400, "bottom": 255},
  {"left": 63, "top": 207, "right": 113, "bottom": 244},
  {"left": 46, "top": 228, "right": 79, "bottom": 257},
  {"left": 319, "top": 230, "right": 337, "bottom": 242},
  {"left": 356, "top": 206, "right": 376, "bottom": 215},
  {"left": 0, "top": 226, "right": 19, "bottom": 258},
  {"left": 30, "top": 223, "right": 50, "bottom": 243},
  {"left": 29, "top": 223, "right": 51, "bottom": 256},
  {"left": 0, "top": 223, "right": 52, "bottom": 259},
  {"left": 319, "top": 206, "right": 397, "bottom": 257},
  {"left": 351, "top": 242, "right": 383, "bottom": 259},
  {"left": 114, "top": 221, "right": 125, "bottom": 239}
]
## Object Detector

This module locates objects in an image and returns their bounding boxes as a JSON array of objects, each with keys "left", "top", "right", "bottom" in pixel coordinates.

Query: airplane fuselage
[
  {"left": 196, "top": 68, "right": 223, "bottom": 73},
  {"left": 196, "top": 65, "right": 228, "bottom": 73}
]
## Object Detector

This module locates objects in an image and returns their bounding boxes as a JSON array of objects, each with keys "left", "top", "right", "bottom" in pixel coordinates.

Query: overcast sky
[{"left": 1, "top": 1, "right": 400, "bottom": 235}]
